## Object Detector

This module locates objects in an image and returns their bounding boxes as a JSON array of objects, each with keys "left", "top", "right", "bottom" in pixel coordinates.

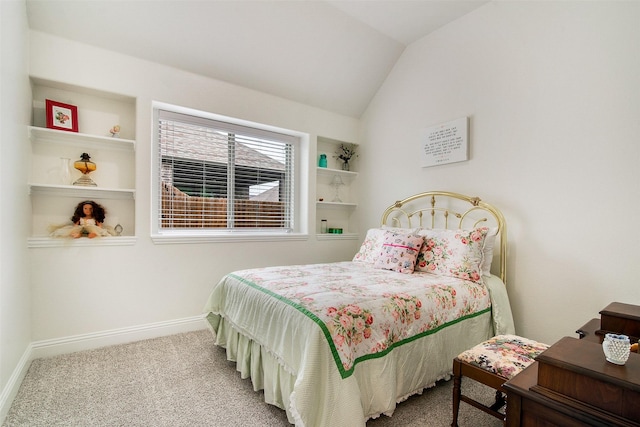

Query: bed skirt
[{"left": 206, "top": 310, "right": 494, "bottom": 426}]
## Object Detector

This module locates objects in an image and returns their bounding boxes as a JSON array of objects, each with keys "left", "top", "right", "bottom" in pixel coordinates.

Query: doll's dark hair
[{"left": 71, "top": 200, "right": 106, "bottom": 224}]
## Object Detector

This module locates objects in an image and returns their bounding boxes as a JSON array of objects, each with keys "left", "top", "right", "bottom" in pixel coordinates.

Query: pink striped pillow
[{"left": 372, "top": 231, "right": 424, "bottom": 274}]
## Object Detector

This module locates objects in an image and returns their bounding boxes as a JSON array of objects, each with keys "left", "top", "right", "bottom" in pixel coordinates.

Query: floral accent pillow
[
  {"left": 414, "top": 227, "right": 489, "bottom": 282},
  {"left": 372, "top": 231, "right": 424, "bottom": 274},
  {"left": 352, "top": 227, "right": 417, "bottom": 264}
]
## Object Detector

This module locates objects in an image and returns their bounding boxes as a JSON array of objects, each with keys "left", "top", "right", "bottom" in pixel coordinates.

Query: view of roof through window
[{"left": 159, "top": 121, "right": 288, "bottom": 201}]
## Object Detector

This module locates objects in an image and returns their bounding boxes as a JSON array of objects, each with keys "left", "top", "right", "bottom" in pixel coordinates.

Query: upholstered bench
[{"left": 451, "top": 334, "right": 549, "bottom": 426}]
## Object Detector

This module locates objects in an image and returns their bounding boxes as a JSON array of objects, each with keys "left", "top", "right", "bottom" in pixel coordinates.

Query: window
[{"left": 153, "top": 105, "right": 305, "bottom": 241}]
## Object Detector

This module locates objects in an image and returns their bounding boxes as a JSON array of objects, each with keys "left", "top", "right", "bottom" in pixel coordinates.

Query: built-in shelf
[
  {"left": 29, "top": 126, "right": 135, "bottom": 151},
  {"left": 29, "top": 183, "right": 136, "bottom": 199},
  {"left": 316, "top": 201, "right": 357, "bottom": 208},
  {"left": 316, "top": 233, "right": 359, "bottom": 241},
  {"left": 29, "top": 77, "right": 137, "bottom": 242},
  {"left": 316, "top": 167, "right": 358, "bottom": 178},
  {"left": 28, "top": 236, "right": 137, "bottom": 248},
  {"left": 316, "top": 137, "right": 359, "bottom": 237}
]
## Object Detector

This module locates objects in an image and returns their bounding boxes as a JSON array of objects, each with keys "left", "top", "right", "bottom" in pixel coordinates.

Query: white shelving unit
[
  {"left": 316, "top": 137, "right": 359, "bottom": 240},
  {"left": 28, "top": 78, "right": 137, "bottom": 247}
]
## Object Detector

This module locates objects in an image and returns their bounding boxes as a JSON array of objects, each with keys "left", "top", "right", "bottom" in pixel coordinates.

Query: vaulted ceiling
[{"left": 26, "top": 0, "right": 489, "bottom": 118}]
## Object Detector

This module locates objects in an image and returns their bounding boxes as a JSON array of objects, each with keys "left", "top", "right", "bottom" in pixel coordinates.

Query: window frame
[{"left": 151, "top": 102, "right": 309, "bottom": 244}]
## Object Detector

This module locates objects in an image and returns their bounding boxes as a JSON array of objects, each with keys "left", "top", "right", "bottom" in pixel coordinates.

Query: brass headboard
[{"left": 380, "top": 191, "right": 507, "bottom": 284}]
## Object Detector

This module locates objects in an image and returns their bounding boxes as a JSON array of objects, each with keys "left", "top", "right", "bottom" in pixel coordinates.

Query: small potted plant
[{"left": 334, "top": 143, "right": 358, "bottom": 171}]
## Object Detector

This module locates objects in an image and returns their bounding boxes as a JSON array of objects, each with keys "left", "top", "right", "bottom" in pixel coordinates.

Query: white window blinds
[{"left": 157, "top": 109, "right": 296, "bottom": 232}]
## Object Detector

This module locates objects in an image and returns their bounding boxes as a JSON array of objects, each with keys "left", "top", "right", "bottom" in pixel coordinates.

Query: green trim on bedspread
[{"left": 228, "top": 273, "right": 491, "bottom": 379}]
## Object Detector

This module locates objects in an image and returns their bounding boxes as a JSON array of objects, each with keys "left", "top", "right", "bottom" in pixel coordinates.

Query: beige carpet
[{"left": 3, "top": 329, "right": 503, "bottom": 426}]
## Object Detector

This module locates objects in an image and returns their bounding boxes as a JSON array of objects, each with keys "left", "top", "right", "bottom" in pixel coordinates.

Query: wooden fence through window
[{"left": 161, "top": 183, "right": 285, "bottom": 228}]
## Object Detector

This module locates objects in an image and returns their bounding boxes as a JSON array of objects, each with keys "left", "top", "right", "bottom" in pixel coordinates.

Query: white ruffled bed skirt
[
  {"left": 211, "top": 315, "right": 298, "bottom": 423},
  {"left": 206, "top": 310, "right": 495, "bottom": 426}
]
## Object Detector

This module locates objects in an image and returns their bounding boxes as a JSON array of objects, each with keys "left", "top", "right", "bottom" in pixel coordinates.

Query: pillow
[
  {"left": 372, "top": 231, "right": 424, "bottom": 274},
  {"left": 352, "top": 226, "right": 418, "bottom": 264},
  {"left": 414, "top": 227, "right": 489, "bottom": 282},
  {"left": 481, "top": 227, "right": 499, "bottom": 276}
]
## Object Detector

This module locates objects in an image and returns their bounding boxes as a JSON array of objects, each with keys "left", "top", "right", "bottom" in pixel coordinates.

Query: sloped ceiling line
[{"left": 26, "top": 0, "right": 489, "bottom": 118}]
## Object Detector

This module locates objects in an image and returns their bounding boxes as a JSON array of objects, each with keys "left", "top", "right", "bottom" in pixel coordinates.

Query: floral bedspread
[{"left": 216, "top": 261, "right": 491, "bottom": 379}]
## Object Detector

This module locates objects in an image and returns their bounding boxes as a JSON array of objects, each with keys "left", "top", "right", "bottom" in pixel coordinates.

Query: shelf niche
[
  {"left": 28, "top": 77, "right": 137, "bottom": 246},
  {"left": 316, "top": 136, "right": 359, "bottom": 239}
]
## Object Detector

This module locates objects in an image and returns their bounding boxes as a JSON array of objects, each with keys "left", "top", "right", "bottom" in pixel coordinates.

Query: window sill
[{"left": 151, "top": 232, "right": 309, "bottom": 245}]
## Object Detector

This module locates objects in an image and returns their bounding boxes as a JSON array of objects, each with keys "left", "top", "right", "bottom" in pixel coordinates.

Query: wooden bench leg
[
  {"left": 489, "top": 390, "right": 506, "bottom": 412},
  {"left": 451, "top": 359, "right": 507, "bottom": 425},
  {"left": 451, "top": 359, "right": 462, "bottom": 427}
]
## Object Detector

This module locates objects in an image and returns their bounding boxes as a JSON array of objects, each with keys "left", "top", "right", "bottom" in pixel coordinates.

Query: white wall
[
  {"left": 6, "top": 2, "right": 639, "bottom": 414},
  {"left": 0, "top": 0, "right": 32, "bottom": 419},
  {"left": 28, "top": 31, "right": 361, "bottom": 342},
  {"left": 359, "top": 1, "right": 640, "bottom": 345}
]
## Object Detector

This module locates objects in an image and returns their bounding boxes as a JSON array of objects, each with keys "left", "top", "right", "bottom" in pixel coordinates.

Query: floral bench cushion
[{"left": 456, "top": 334, "right": 550, "bottom": 380}]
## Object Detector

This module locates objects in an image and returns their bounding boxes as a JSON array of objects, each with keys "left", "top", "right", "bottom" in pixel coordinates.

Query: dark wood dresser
[{"left": 504, "top": 303, "right": 640, "bottom": 427}]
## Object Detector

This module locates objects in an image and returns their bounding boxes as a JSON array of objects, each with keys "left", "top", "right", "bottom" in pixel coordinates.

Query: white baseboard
[
  {"left": 30, "top": 315, "right": 208, "bottom": 359},
  {"left": 0, "top": 342, "right": 33, "bottom": 424},
  {"left": 0, "top": 315, "right": 209, "bottom": 424}
]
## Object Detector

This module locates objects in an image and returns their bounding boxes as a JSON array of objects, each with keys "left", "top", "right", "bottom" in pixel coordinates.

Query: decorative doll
[
  {"left": 49, "top": 200, "right": 112, "bottom": 238},
  {"left": 109, "top": 125, "right": 121, "bottom": 138}
]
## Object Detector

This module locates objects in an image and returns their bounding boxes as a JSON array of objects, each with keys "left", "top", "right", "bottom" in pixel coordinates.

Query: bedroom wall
[
  {"left": 0, "top": 0, "right": 32, "bottom": 418},
  {"left": 27, "top": 31, "right": 360, "bottom": 343},
  {"left": 358, "top": 1, "right": 640, "bottom": 345}
]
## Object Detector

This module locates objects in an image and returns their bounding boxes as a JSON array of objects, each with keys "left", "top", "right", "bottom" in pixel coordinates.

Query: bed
[{"left": 204, "top": 191, "right": 515, "bottom": 426}]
